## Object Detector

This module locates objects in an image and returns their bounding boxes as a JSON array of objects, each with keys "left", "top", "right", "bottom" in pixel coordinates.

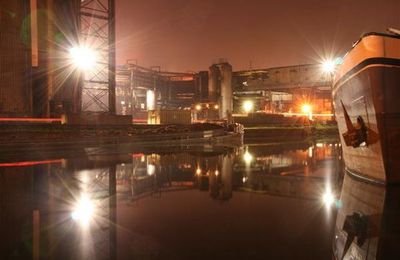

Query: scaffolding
[{"left": 79, "top": 0, "right": 116, "bottom": 113}]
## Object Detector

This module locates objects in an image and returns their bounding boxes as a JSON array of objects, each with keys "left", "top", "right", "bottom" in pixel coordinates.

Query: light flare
[
  {"left": 71, "top": 195, "right": 95, "bottom": 227},
  {"left": 243, "top": 151, "right": 253, "bottom": 164},
  {"left": 69, "top": 46, "right": 98, "bottom": 70},
  {"left": 243, "top": 100, "right": 254, "bottom": 113},
  {"left": 322, "top": 188, "right": 335, "bottom": 207}
]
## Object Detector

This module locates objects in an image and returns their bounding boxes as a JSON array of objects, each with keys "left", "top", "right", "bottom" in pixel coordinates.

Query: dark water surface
[{"left": 0, "top": 140, "right": 355, "bottom": 259}]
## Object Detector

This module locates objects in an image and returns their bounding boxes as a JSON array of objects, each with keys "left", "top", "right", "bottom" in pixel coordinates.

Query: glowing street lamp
[
  {"left": 243, "top": 100, "right": 254, "bottom": 113},
  {"left": 301, "top": 103, "right": 313, "bottom": 120},
  {"left": 196, "top": 168, "right": 202, "bottom": 175},
  {"left": 243, "top": 150, "right": 253, "bottom": 164},
  {"left": 69, "top": 46, "right": 98, "bottom": 71},
  {"left": 301, "top": 104, "right": 311, "bottom": 114},
  {"left": 321, "top": 57, "right": 343, "bottom": 75},
  {"left": 322, "top": 59, "right": 336, "bottom": 74}
]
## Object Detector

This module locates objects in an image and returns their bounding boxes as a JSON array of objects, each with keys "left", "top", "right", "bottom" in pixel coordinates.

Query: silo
[
  {"left": 219, "top": 63, "right": 232, "bottom": 121},
  {"left": 208, "top": 64, "right": 219, "bottom": 102}
]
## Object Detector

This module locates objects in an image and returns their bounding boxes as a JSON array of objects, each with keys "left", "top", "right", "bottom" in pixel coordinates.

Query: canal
[{"left": 1, "top": 138, "right": 395, "bottom": 259}]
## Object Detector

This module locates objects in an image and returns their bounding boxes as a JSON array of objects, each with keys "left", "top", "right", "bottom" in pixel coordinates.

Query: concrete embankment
[{"left": 0, "top": 123, "right": 242, "bottom": 159}]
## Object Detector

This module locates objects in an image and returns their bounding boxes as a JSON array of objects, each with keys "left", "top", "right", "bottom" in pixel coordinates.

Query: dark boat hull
[{"left": 333, "top": 33, "right": 400, "bottom": 184}]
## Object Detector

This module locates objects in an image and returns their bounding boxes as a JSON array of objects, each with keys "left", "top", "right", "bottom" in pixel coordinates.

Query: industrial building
[
  {"left": 0, "top": 0, "right": 116, "bottom": 118},
  {"left": 0, "top": 1, "right": 332, "bottom": 124},
  {"left": 115, "top": 62, "right": 333, "bottom": 123}
]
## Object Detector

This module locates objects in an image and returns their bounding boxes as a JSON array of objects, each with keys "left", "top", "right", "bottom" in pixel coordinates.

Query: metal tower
[{"left": 79, "top": 0, "right": 116, "bottom": 113}]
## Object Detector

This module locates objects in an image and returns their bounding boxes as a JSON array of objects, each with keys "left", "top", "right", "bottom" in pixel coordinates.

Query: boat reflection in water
[
  {"left": 333, "top": 175, "right": 400, "bottom": 259},
  {"left": 1, "top": 141, "right": 344, "bottom": 259}
]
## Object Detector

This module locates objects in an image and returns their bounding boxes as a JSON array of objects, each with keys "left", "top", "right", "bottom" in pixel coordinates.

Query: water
[{"left": 0, "top": 140, "right": 350, "bottom": 259}]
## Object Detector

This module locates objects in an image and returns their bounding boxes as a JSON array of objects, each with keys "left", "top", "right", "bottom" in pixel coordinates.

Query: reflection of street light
[
  {"left": 71, "top": 195, "right": 95, "bottom": 227},
  {"left": 147, "top": 164, "right": 156, "bottom": 176},
  {"left": 322, "top": 188, "right": 335, "bottom": 207},
  {"left": 243, "top": 100, "right": 254, "bottom": 113},
  {"left": 69, "top": 46, "right": 97, "bottom": 71}
]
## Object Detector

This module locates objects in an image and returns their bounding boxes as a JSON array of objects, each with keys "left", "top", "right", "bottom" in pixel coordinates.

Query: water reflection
[
  {"left": 1, "top": 141, "right": 344, "bottom": 259},
  {"left": 0, "top": 160, "right": 118, "bottom": 259},
  {"left": 333, "top": 175, "right": 400, "bottom": 259},
  {"left": 112, "top": 142, "right": 342, "bottom": 203},
  {"left": 236, "top": 142, "right": 342, "bottom": 200}
]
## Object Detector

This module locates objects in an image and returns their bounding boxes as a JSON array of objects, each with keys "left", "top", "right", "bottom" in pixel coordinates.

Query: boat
[{"left": 333, "top": 31, "right": 400, "bottom": 184}]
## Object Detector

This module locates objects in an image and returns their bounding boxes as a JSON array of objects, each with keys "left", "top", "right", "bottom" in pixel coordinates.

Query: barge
[{"left": 333, "top": 31, "right": 400, "bottom": 184}]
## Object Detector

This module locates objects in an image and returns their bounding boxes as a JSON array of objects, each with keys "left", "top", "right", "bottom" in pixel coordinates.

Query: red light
[
  {"left": 0, "top": 117, "right": 62, "bottom": 123},
  {"left": 132, "top": 153, "right": 145, "bottom": 158},
  {"left": 0, "top": 159, "right": 63, "bottom": 168}
]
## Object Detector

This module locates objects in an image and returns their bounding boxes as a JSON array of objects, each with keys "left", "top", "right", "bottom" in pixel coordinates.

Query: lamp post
[
  {"left": 69, "top": 46, "right": 99, "bottom": 113},
  {"left": 243, "top": 100, "right": 254, "bottom": 114},
  {"left": 321, "top": 57, "right": 342, "bottom": 121}
]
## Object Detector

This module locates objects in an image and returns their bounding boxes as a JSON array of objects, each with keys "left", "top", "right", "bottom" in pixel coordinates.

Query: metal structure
[
  {"left": 115, "top": 64, "right": 196, "bottom": 114},
  {"left": 232, "top": 64, "right": 333, "bottom": 114},
  {"left": 79, "top": 0, "right": 116, "bottom": 113},
  {"left": 233, "top": 64, "right": 331, "bottom": 92}
]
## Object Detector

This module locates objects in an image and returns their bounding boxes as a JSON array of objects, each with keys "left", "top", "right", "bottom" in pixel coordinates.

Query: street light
[
  {"left": 301, "top": 104, "right": 312, "bottom": 114},
  {"left": 243, "top": 100, "right": 254, "bottom": 113},
  {"left": 322, "top": 60, "right": 336, "bottom": 74},
  {"left": 321, "top": 57, "right": 343, "bottom": 74},
  {"left": 301, "top": 103, "right": 313, "bottom": 120},
  {"left": 69, "top": 46, "right": 98, "bottom": 71},
  {"left": 243, "top": 150, "right": 253, "bottom": 164}
]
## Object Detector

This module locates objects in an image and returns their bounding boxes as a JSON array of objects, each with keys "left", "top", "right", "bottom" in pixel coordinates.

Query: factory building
[
  {"left": 0, "top": 0, "right": 80, "bottom": 117},
  {"left": 115, "top": 63, "right": 333, "bottom": 123},
  {"left": 0, "top": 1, "right": 332, "bottom": 123}
]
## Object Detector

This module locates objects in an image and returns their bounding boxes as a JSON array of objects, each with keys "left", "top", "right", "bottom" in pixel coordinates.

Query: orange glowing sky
[{"left": 116, "top": 0, "right": 400, "bottom": 71}]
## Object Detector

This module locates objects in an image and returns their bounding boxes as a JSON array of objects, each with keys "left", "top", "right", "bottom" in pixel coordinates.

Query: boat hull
[{"left": 333, "top": 33, "right": 400, "bottom": 184}]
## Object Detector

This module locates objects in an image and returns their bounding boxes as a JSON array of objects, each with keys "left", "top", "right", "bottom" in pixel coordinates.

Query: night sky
[{"left": 116, "top": 0, "right": 400, "bottom": 71}]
